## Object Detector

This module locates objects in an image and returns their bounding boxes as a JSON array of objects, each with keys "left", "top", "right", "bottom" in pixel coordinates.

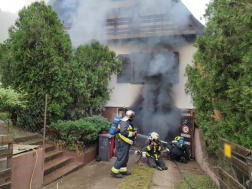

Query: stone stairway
[{"left": 14, "top": 134, "right": 83, "bottom": 186}]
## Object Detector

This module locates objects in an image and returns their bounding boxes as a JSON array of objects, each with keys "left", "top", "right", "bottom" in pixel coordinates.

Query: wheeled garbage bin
[{"left": 98, "top": 134, "right": 112, "bottom": 161}]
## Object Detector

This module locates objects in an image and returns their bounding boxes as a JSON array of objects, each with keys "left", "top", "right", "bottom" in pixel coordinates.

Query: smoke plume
[
  {"left": 50, "top": 0, "right": 192, "bottom": 141},
  {"left": 131, "top": 51, "right": 181, "bottom": 141}
]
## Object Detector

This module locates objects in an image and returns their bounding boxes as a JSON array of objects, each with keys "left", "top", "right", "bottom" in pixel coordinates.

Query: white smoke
[
  {"left": 57, "top": 0, "right": 191, "bottom": 46},
  {"left": 49, "top": 0, "right": 192, "bottom": 141},
  {"left": 59, "top": 0, "right": 113, "bottom": 46}
]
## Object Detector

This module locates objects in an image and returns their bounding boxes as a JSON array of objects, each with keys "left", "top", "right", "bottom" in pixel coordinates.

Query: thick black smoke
[{"left": 130, "top": 51, "right": 182, "bottom": 141}]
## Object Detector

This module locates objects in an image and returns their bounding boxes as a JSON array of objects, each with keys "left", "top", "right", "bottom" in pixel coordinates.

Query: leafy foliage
[
  {"left": 185, "top": 0, "right": 252, "bottom": 154},
  {"left": 46, "top": 115, "right": 110, "bottom": 151},
  {"left": 0, "top": 87, "right": 25, "bottom": 108},
  {"left": 0, "top": 112, "right": 9, "bottom": 123},
  {"left": 67, "top": 41, "right": 122, "bottom": 119},
  {"left": 0, "top": 86, "right": 26, "bottom": 129},
  {"left": 0, "top": 1, "right": 73, "bottom": 123}
]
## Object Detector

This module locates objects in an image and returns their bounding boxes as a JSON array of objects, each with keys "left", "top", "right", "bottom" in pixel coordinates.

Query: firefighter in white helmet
[
  {"left": 145, "top": 132, "right": 168, "bottom": 171},
  {"left": 111, "top": 110, "right": 137, "bottom": 178}
]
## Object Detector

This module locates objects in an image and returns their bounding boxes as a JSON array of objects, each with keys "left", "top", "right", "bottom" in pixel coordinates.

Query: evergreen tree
[
  {"left": 0, "top": 1, "right": 73, "bottom": 122},
  {"left": 185, "top": 0, "right": 252, "bottom": 154},
  {"left": 68, "top": 40, "right": 122, "bottom": 119}
]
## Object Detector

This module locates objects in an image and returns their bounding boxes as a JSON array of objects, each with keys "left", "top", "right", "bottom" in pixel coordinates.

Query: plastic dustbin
[
  {"left": 98, "top": 134, "right": 112, "bottom": 161},
  {"left": 101, "top": 131, "right": 115, "bottom": 158}
]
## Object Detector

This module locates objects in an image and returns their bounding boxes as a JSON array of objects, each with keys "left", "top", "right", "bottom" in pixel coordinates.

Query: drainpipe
[{"left": 123, "top": 106, "right": 126, "bottom": 117}]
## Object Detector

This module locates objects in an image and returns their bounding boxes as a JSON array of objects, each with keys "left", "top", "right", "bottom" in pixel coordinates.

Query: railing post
[
  {"left": 246, "top": 155, "right": 252, "bottom": 189},
  {"left": 42, "top": 94, "right": 47, "bottom": 172}
]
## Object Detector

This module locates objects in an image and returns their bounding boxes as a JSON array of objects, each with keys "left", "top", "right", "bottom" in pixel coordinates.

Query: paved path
[
  {"left": 45, "top": 155, "right": 138, "bottom": 189},
  {"left": 150, "top": 159, "right": 204, "bottom": 189},
  {"left": 150, "top": 159, "right": 180, "bottom": 189},
  {"left": 45, "top": 155, "right": 202, "bottom": 189}
]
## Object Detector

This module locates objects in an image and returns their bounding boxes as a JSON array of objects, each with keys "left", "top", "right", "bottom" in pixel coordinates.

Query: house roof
[{"left": 47, "top": 0, "right": 206, "bottom": 39}]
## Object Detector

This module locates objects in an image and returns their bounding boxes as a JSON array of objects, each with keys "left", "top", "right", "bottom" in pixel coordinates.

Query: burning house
[{"left": 47, "top": 0, "right": 205, "bottom": 156}]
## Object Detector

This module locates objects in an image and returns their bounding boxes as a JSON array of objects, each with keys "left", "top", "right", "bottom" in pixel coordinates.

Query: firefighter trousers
[
  {"left": 147, "top": 156, "right": 167, "bottom": 170},
  {"left": 111, "top": 139, "right": 131, "bottom": 174}
]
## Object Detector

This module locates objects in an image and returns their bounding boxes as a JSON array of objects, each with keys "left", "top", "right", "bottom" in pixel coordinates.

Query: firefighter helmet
[
  {"left": 126, "top": 110, "right": 136, "bottom": 120},
  {"left": 151, "top": 132, "right": 160, "bottom": 142},
  {"left": 121, "top": 110, "right": 136, "bottom": 121},
  {"left": 175, "top": 136, "right": 180, "bottom": 141}
]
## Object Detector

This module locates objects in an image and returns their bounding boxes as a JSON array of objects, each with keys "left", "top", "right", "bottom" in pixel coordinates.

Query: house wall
[
  {"left": 194, "top": 127, "right": 220, "bottom": 187},
  {"left": 105, "top": 41, "right": 196, "bottom": 109}
]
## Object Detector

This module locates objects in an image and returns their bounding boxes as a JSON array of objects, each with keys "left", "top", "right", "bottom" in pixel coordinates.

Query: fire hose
[
  {"left": 135, "top": 150, "right": 142, "bottom": 163},
  {"left": 135, "top": 147, "right": 193, "bottom": 189},
  {"left": 172, "top": 160, "right": 193, "bottom": 189}
]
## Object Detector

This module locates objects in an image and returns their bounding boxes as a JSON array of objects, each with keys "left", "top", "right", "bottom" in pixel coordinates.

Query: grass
[
  {"left": 118, "top": 166, "right": 154, "bottom": 189},
  {"left": 175, "top": 172, "right": 218, "bottom": 189}
]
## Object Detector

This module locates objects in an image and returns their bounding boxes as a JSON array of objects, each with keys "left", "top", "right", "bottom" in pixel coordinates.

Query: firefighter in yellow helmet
[{"left": 166, "top": 136, "right": 189, "bottom": 163}]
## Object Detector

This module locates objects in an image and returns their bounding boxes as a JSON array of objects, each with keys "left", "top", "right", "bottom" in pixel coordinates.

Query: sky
[{"left": 0, "top": 0, "right": 210, "bottom": 43}]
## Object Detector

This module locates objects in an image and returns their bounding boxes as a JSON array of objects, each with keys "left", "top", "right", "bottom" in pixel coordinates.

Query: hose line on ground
[
  {"left": 13, "top": 144, "right": 38, "bottom": 189},
  {"left": 172, "top": 160, "right": 193, "bottom": 189},
  {"left": 135, "top": 149, "right": 193, "bottom": 189}
]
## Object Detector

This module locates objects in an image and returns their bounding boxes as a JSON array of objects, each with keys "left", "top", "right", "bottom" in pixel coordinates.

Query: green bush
[
  {"left": 46, "top": 115, "right": 110, "bottom": 151},
  {"left": 67, "top": 40, "right": 122, "bottom": 119},
  {"left": 0, "top": 112, "right": 9, "bottom": 123},
  {"left": 10, "top": 103, "right": 44, "bottom": 132}
]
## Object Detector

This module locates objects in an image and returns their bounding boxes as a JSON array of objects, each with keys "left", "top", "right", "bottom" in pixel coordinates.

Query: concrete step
[
  {"left": 14, "top": 134, "right": 42, "bottom": 144},
  {"left": 44, "top": 150, "right": 63, "bottom": 163},
  {"left": 45, "top": 144, "right": 55, "bottom": 153},
  {"left": 43, "top": 162, "right": 83, "bottom": 186},
  {"left": 17, "top": 138, "right": 43, "bottom": 145},
  {"left": 44, "top": 156, "right": 72, "bottom": 176}
]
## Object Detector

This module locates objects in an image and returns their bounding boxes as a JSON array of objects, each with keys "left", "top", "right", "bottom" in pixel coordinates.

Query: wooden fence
[
  {"left": 219, "top": 137, "right": 252, "bottom": 189},
  {"left": 0, "top": 135, "right": 13, "bottom": 189}
]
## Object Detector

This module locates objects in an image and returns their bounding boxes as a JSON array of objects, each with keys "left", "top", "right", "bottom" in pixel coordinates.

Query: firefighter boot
[
  {"left": 121, "top": 171, "right": 131, "bottom": 175},
  {"left": 111, "top": 172, "right": 123, "bottom": 178},
  {"left": 156, "top": 166, "right": 163, "bottom": 171},
  {"left": 161, "top": 166, "right": 168, "bottom": 170},
  {"left": 167, "top": 154, "right": 171, "bottom": 160},
  {"left": 179, "top": 157, "right": 187, "bottom": 164}
]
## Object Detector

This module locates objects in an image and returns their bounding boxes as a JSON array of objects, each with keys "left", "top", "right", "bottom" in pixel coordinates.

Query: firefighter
[
  {"left": 166, "top": 136, "right": 189, "bottom": 163},
  {"left": 111, "top": 110, "right": 137, "bottom": 178},
  {"left": 145, "top": 132, "right": 168, "bottom": 171}
]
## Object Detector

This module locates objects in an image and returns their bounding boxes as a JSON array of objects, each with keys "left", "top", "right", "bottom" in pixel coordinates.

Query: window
[
  {"left": 117, "top": 52, "right": 179, "bottom": 84},
  {"left": 117, "top": 54, "right": 131, "bottom": 83}
]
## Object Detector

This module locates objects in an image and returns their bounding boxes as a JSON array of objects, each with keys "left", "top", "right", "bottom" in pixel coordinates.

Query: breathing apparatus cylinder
[
  {"left": 109, "top": 116, "right": 121, "bottom": 135},
  {"left": 178, "top": 137, "right": 184, "bottom": 147}
]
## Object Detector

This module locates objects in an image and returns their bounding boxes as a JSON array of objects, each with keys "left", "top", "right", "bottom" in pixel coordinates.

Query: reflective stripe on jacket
[
  {"left": 145, "top": 139, "right": 162, "bottom": 160},
  {"left": 118, "top": 120, "right": 134, "bottom": 145}
]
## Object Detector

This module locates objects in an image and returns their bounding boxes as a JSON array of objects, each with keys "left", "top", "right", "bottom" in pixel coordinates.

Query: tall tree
[
  {"left": 68, "top": 40, "right": 122, "bottom": 119},
  {"left": 0, "top": 1, "right": 73, "bottom": 122},
  {"left": 185, "top": 0, "right": 252, "bottom": 154}
]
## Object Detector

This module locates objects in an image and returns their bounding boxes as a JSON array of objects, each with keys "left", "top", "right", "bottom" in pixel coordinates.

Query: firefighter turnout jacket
[
  {"left": 117, "top": 120, "right": 135, "bottom": 145},
  {"left": 166, "top": 140, "right": 189, "bottom": 158},
  {"left": 145, "top": 139, "right": 162, "bottom": 160}
]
